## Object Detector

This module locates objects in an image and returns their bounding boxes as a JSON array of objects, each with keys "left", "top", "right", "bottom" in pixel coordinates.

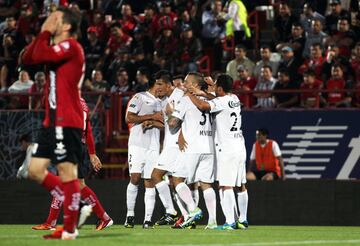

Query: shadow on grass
[{"left": 80, "top": 233, "right": 128, "bottom": 239}]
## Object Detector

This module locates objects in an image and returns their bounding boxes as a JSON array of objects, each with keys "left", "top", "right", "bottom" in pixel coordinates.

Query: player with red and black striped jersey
[
  {"left": 21, "top": 8, "right": 84, "bottom": 240},
  {"left": 31, "top": 98, "right": 113, "bottom": 232}
]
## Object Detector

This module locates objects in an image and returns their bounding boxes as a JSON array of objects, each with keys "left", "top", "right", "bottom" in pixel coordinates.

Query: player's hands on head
[
  {"left": 204, "top": 76, "right": 215, "bottom": 86},
  {"left": 41, "top": 12, "right": 60, "bottom": 34},
  {"left": 188, "top": 85, "right": 206, "bottom": 97},
  {"left": 90, "top": 154, "right": 102, "bottom": 172}
]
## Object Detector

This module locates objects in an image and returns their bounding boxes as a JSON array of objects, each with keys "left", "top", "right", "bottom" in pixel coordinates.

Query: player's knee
[
  {"left": 262, "top": 173, "right": 274, "bottom": 181},
  {"left": 28, "top": 164, "right": 45, "bottom": 182},
  {"left": 151, "top": 170, "right": 162, "bottom": 184},
  {"left": 130, "top": 174, "right": 141, "bottom": 185}
]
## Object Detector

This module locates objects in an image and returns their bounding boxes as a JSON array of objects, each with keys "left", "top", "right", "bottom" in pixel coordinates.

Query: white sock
[
  {"left": 237, "top": 190, "right": 248, "bottom": 222},
  {"left": 175, "top": 182, "right": 196, "bottom": 212},
  {"left": 155, "top": 181, "right": 176, "bottom": 215},
  {"left": 144, "top": 188, "right": 156, "bottom": 222},
  {"left": 223, "top": 189, "right": 236, "bottom": 224},
  {"left": 126, "top": 182, "right": 138, "bottom": 217},
  {"left": 174, "top": 192, "right": 188, "bottom": 216},
  {"left": 203, "top": 188, "right": 217, "bottom": 225},
  {"left": 191, "top": 189, "right": 199, "bottom": 207}
]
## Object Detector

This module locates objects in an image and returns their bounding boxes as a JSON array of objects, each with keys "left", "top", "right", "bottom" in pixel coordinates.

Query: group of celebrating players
[
  {"left": 124, "top": 70, "right": 249, "bottom": 231},
  {"left": 18, "top": 6, "right": 248, "bottom": 240}
]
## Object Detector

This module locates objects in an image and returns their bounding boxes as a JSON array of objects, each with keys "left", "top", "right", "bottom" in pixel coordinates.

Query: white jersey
[
  {"left": 172, "top": 95, "right": 214, "bottom": 154},
  {"left": 208, "top": 94, "right": 244, "bottom": 153},
  {"left": 127, "top": 91, "right": 162, "bottom": 151},
  {"left": 163, "top": 88, "right": 184, "bottom": 149}
]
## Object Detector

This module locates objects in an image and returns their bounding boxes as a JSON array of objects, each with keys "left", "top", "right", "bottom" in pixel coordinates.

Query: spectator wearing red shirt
[
  {"left": 351, "top": 43, "right": 360, "bottom": 106},
  {"left": 159, "top": 1, "right": 177, "bottom": 23},
  {"left": 323, "top": 64, "right": 353, "bottom": 107},
  {"left": 106, "top": 22, "right": 132, "bottom": 55},
  {"left": 119, "top": 4, "right": 137, "bottom": 34},
  {"left": 300, "top": 70, "right": 322, "bottom": 108},
  {"left": 155, "top": 21, "right": 177, "bottom": 70},
  {"left": 138, "top": 4, "right": 160, "bottom": 38},
  {"left": 298, "top": 43, "right": 325, "bottom": 80},
  {"left": 233, "top": 65, "right": 257, "bottom": 108},
  {"left": 88, "top": 12, "right": 110, "bottom": 43}
]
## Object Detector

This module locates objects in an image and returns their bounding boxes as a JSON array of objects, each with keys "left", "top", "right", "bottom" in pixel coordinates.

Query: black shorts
[
  {"left": 32, "top": 127, "right": 82, "bottom": 165},
  {"left": 78, "top": 143, "right": 91, "bottom": 179},
  {"left": 254, "top": 170, "right": 279, "bottom": 180}
]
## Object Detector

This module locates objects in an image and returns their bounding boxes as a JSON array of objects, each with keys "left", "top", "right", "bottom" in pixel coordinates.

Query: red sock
[
  {"left": 62, "top": 180, "right": 80, "bottom": 233},
  {"left": 81, "top": 186, "right": 108, "bottom": 220},
  {"left": 45, "top": 197, "right": 63, "bottom": 226},
  {"left": 41, "top": 173, "right": 64, "bottom": 201}
]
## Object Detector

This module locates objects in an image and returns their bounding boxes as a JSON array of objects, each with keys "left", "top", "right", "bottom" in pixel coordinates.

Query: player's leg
[
  {"left": 125, "top": 146, "right": 143, "bottom": 228},
  {"left": 199, "top": 182, "right": 217, "bottom": 229},
  {"left": 188, "top": 182, "right": 199, "bottom": 207},
  {"left": 143, "top": 178, "right": 156, "bottom": 229},
  {"left": 246, "top": 171, "right": 257, "bottom": 181},
  {"left": 235, "top": 161, "right": 249, "bottom": 229}
]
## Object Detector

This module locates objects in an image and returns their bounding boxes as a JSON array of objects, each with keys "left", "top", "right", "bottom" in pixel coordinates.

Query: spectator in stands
[
  {"left": 300, "top": 70, "right": 322, "bottom": 108},
  {"left": 247, "top": 128, "right": 285, "bottom": 181},
  {"left": 141, "top": 4, "right": 160, "bottom": 38},
  {"left": 322, "top": 64, "right": 353, "bottom": 107},
  {"left": 132, "top": 47, "right": 154, "bottom": 81},
  {"left": 0, "top": 17, "right": 20, "bottom": 92},
  {"left": 226, "top": 44, "right": 254, "bottom": 81},
  {"left": 253, "top": 45, "right": 279, "bottom": 81},
  {"left": 322, "top": 43, "right": 354, "bottom": 82},
  {"left": 119, "top": 4, "right": 137, "bottom": 34},
  {"left": 83, "top": 69, "right": 109, "bottom": 110},
  {"left": 201, "top": 0, "right": 225, "bottom": 70},
  {"left": 351, "top": 42, "right": 360, "bottom": 85},
  {"left": 159, "top": 1, "right": 177, "bottom": 23},
  {"left": 329, "top": 17, "right": 357, "bottom": 57},
  {"left": 253, "top": 65, "right": 277, "bottom": 108},
  {"left": 233, "top": 65, "right": 256, "bottom": 108},
  {"left": 220, "top": 0, "right": 251, "bottom": 44},
  {"left": 176, "top": 24, "right": 202, "bottom": 74},
  {"left": 15, "top": 3, "right": 38, "bottom": 44},
  {"left": 299, "top": 43, "right": 325, "bottom": 80},
  {"left": 273, "top": 68, "right": 300, "bottom": 108},
  {"left": 8, "top": 70, "right": 33, "bottom": 93},
  {"left": 29, "top": 71, "right": 46, "bottom": 110},
  {"left": 274, "top": 2, "right": 299, "bottom": 42},
  {"left": 84, "top": 27, "right": 105, "bottom": 79},
  {"left": 303, "top": 19, "right": 328, "bottom": 58},
  {"left": 130, "top": 25, "right": 154, "bottom": 58},
  {"left": 300, "top": 2, "right": 325, "bottom": 33},
  {"left": 89, "top": 11, "right": 110, "bottom": 43},
  {"left": 325, "top": 0, "right": 350, "bottom": 34},
  {"left": 155, "top": 20, "right": 177, "bottom": 72},
  {"left": 278, "top": 46, "right": 302, "bottom": 83},
  {"left": 106, "top": 48, "right": 135, "bottom": 87},
  {"left": 172, "top": 74, "right": 185, "bottom": 90},
  {"left": 110, "top": 68, "right": 130, "bottom": 93},
  {"left": 288, "top": 22, "right": 306, "bottom": 60},
  {"left": 106, "top": 22, "right": 132, "bottom": 55},
  {"left": 133, "top": 67, "right": 150, "bottom": 92},
  {"left": 175, "top": 8, "right": 199, "bottom": 37}
]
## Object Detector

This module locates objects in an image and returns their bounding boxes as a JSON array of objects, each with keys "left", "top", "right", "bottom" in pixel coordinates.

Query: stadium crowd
[{"left": 0, "top": 0, "right": 359, "bottom": 109}]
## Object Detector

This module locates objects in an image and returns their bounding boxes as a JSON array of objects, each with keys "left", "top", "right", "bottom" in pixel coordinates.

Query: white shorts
[
  {"left": 217, "top": 151, "right": 246, "bottom": 187},
  {"left": 128, "top": 145, "right": 159, "bottom": 179},
  {"left": 172, "top": 153, "right": 214, "bottom": 184},
  {"left": 154, "top": 147, "right": 180, "bottom": 173}
]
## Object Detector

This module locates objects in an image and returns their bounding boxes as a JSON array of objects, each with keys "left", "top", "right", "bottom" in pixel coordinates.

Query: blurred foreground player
[{"left": 21, "top": 8, "right": 84, "bottom": 240}]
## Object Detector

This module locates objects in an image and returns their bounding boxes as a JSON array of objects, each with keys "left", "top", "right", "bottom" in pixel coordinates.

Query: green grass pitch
[{"left": 1, "top": 225, "right": 360, "bottom": 245}]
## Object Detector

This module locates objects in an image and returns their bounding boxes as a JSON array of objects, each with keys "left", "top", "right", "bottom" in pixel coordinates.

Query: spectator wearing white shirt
[
  {"left": 8, "top": 70, "right": 34, "bottom": 93},
  {"left": 253, "top": 65, "right": 277, "bottom": 108}
]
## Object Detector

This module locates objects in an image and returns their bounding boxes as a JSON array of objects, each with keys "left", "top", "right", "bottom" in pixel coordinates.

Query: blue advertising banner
[{"left": 242, "top": 109, "right": 360, "bottom": 180}]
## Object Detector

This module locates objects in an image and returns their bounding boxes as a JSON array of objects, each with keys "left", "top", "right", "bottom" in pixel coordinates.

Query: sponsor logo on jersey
[
  {"left": 228, "top": 101, "right": 241, "bottom": 108},
  {"left": 129, "top": 104, "right": 136, "bottom": 108}
]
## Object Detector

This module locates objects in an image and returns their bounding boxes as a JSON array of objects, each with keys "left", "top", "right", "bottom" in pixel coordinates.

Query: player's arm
[
  {"left": 168, "top": 116, "right": 182, "bottom": 134},
  {"left": 85, "top": 118, "right": 102, "bottom": 172},
  {"left": 126, "top": 111, "right": 163, "bottom": 124},
  {"left": 277, "top": 156, "right": 286, "bottom": 180},
  {"left": 248, "top": 159, "right": 256, "bottom": 172},
  {"left": 188, "top": 94, "right": 211, "bottom": 111},
  {"left": 142, "top": 120, "right": 164, "bottom": 131}
]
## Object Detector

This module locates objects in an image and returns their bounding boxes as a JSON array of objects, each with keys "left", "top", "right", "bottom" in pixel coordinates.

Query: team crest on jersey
[
  {"left": 228, "top": 101, "right": 241, "bottom": 108},
  {"left": 60, "top": 41, "right": 70, "bottom": 50},
  {"left": 129, "top": 103, "right": 136, "bottom": 108}
]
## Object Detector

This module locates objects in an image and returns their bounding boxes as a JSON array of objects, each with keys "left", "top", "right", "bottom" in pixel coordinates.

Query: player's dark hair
[
  {"left": 19, "top": 134, "right": 31, "bottom": 143},
  {"left": 173, "top": 74, "right": 184, "bottom": 81},
  {"left": 58, "top": 7, "right": 80, "bottom": 36},
  {"left": 154, "top": 70, "right": 172, "bottom": 84},
  {"left": 216, "top": 74, "right": 233, "bottom": 93},
  {"left": 188, "top": 72, "right": 207, "bottom": 91},
  {"left": 257, "top": 128, "right": 269, "bottom": 136}
]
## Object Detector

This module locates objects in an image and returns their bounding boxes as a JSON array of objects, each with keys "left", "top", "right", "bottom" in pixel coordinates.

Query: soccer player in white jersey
[
  {"left": 124, "top": 78, "right": 166, "bottom": 229},
  {"left": 149, "top": 71, "right": 184, "bottom": 226},
  {"left": 168, "top": 72, "right": 217, "bottom": 229},
  {"left": 188, "top": 74, "right": 249, "bottom": 230}
]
